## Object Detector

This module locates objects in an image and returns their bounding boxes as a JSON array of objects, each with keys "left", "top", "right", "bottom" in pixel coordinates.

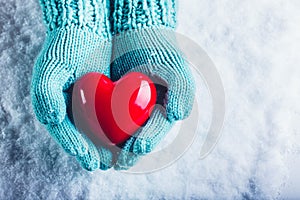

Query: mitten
[
  {"left": 109, "top": 0, "right": 195, "bottom": 170},
  {"left": 31, "top": 0, "right": 113, "bottom": 170}
]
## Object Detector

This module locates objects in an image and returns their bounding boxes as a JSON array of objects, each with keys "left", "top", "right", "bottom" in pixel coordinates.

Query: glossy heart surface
[{"left": 72, "top": 72, "right": 157, "bottom": 145}]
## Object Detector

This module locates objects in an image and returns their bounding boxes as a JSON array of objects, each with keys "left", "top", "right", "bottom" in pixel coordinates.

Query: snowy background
[{"left": 1, "top": 0, "right": 300, "bottom": 199}]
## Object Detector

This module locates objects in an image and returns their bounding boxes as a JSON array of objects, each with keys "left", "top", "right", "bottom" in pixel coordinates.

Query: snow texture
[{"left": 1, "top": 0, "right": 300, "bottom": 199}]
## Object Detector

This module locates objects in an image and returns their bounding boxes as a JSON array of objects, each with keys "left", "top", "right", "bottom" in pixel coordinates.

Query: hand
[
  {"left": 110, "top": 28, "right": 195, "bottom": 170},
  {"left": 31, "top": 26, "right": 114, "bottom": 171}
]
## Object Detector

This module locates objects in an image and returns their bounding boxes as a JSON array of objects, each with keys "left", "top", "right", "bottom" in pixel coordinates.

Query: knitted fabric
[
  {"left": 109, "top": 0, "right": 195, "bottom": 169},
  {"left": 31, "top": 0, "right": 113, "bottom": 171},
  {"left": 110, "top": 0, "right": 177, "bottom": 34},
  {"left": 115, "top": 108, "right": 174, "bottom": 170},
  {"left": 40, "top": 0, "right": 111, "bottom": 36}
]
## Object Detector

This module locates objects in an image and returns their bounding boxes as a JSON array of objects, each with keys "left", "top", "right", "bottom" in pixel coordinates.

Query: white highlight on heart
[
  {"left": 80, "top": 89, "right": 87, "bottom": 104},
  {"left": 136, "top": 80, "right": 151, "bottom": 109}
]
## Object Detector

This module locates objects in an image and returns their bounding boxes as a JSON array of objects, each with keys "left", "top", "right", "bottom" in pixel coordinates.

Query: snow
[{"left": 1, "top": 0, "right": 300, "bottom": 199}]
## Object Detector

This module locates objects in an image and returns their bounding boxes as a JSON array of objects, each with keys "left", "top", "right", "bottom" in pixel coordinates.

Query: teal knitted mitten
[
  {"left": 31, "top": 0, "right": 113, "bottom": 170},
  {"left": 110, "top": 0, "right": 195, "bottom": 170}
]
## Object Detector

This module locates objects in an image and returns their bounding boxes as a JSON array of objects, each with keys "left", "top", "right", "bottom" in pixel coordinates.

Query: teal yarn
[
  {"left": 40, "top": 0, "right": 111, "bottom": 35},
  {"left": 110, "top": 0, "right": 195, "bottom": 168},
  {"left": 34, "top": 0, "right": 112, "bottom": 124},
  {"left": 31, "top": 0, "right": 195, "bottom": 171},
  {"left": 110, "top": 0, "right": 177, "bottom": 34},
  {"left": 32, "top": 27, "right": 112, "bottom": 125},
  {"left": 31, "top": 0, "right": 113, "bottom": 171},
  {"left": 111, "top": 28, "right": 195, "bottom": 122},
  {"left": 114, "top": 109, "right": 174, "bottom": 170}
]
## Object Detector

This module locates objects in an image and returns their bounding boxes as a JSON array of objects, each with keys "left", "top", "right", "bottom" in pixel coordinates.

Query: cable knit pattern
[
  {"left": 31, "top": 0, "right": 113, "bottom": 171},
  {"left": 111, "top": 0, "right": 177, "bottom": 34},
  {"left": 109, "top": 0, "right": 195, "bottom": 168},
  {"left": 39, "top": 0, "right": 111, "bottom": 37}
]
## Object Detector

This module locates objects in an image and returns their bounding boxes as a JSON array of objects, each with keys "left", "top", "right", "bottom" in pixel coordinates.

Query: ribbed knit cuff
[
  {"left": 111, "top": 0, "right": 177, "bottom": 35},
  {"left": 39, "top": 0, "right": 111, "bottom": 37}
]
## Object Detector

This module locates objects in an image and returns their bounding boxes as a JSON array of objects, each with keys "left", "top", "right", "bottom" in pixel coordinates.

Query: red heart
[{"left": 72, "top": 72, "right": 157, "bottom": 145}]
